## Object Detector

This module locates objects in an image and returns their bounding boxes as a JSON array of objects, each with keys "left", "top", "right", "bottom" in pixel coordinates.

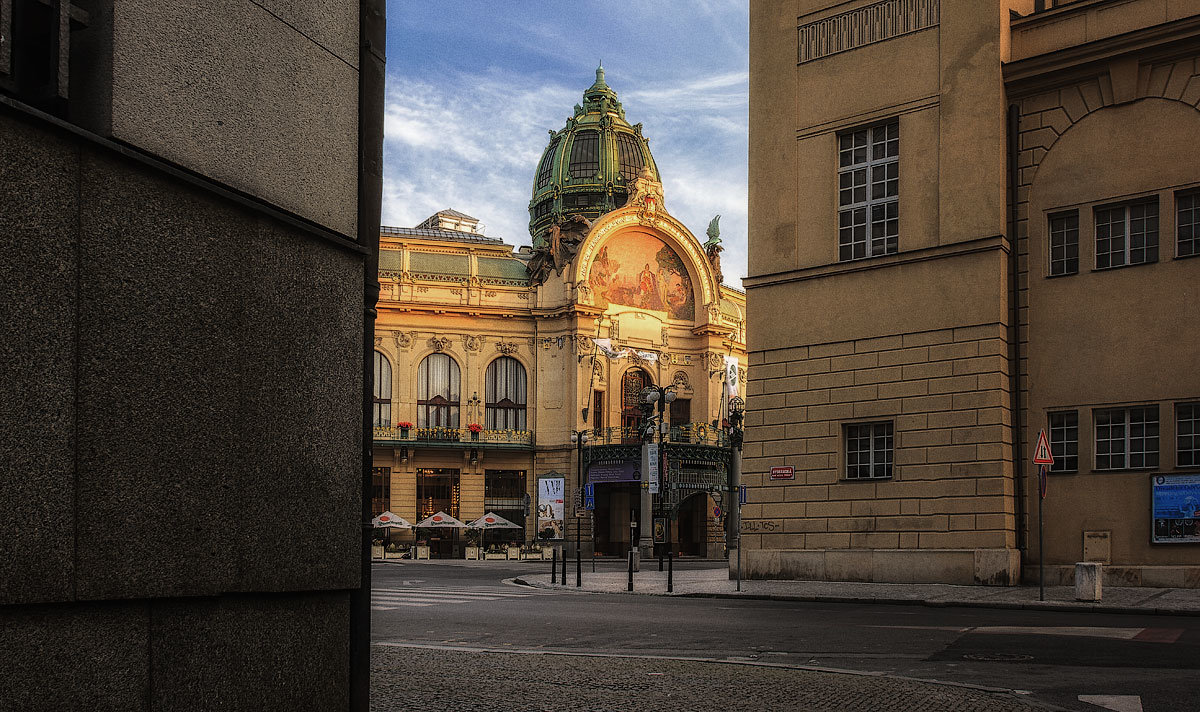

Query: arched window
[
  {"left": 536, "top": 136, "right": 560, "bottom": 189},
  {"left": 485, "top": 357, "right": 527, "bottom": 430},
  {"left": 373, "top": 351, "right": 391, "bottom": 427},
  {"left": 417, "top": 353, "right": 460, "bottom": 428},
  {"left": 616, "top": 133, "right": 644, "bottom": 182},
  {"left": 620, "top": 368, "right": 652, "bottom": 443},
  {"left": 568, "top": 130, "right": 599, "bottom": 179}
]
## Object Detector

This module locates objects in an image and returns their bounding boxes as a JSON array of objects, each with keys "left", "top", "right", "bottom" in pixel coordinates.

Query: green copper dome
[{"left": 528, "top": 66, "right": 660, "bottom": 246}]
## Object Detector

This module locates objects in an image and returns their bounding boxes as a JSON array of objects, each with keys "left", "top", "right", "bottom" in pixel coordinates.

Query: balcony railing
[
  {"left": 372, "top": 426, "right": 534, "bottom": 446},
  {"left": 586, "top": 423, "right": 729, "bottom": 447}
]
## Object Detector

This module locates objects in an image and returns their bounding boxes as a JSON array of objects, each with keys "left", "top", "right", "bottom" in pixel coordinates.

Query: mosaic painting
[{"left": 588, "top": 233, "right": 695, "bottom": 320}]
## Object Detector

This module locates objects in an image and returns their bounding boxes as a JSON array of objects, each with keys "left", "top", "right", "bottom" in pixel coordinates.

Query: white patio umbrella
[
  {"left": 413, "top": 511, "right": 468, "bottom": 559},
  {"left": 467, "top": 512, "right": 523, "bottom": 557},
  {"left": 372, "top": 511, "right": 412, "bottom": 559}
]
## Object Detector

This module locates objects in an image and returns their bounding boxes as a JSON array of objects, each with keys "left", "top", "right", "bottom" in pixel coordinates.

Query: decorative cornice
[{"left": 797, "top": 0, "right": 939, "bottom": 65}]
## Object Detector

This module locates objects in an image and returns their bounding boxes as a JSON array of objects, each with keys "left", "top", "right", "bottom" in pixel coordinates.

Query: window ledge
[{"left": 1091, "top": 260, "right": 1158, "bottom": 273}]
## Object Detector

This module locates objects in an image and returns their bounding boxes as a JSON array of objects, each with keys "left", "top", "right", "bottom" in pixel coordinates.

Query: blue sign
[
  {"left": 582, "top": 482, "right": 596, "bottom": 510},
  {"left": 738, "top": 484, "right": 747, "bottom": 506},
  {"left": 1152, "top": 474, "right": 1200, "bottom": 544}
]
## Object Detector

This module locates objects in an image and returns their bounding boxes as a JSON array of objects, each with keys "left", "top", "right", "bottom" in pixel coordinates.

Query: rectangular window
[
  {"left": 1048, "top": 211, "right": 1079, "bottom": 276},
  {"left": 845, "top": 421, "right": 893, "bottom": 480},
  {"left": 838, "top": 119, "right": 898, "bottom": 262},
  {"left": 1095, "top": 406, "right": 1159, "bottom": 470},
  {"left": 1095, "top": 199, "right": 1158, "bottom": 269},
  {"left": 371, "top": 467, "right": 391, "bottom": 517},
  {"left": 1178, "top": 403, "right": 1200, "bottom": 468},
  {"left": 1048, "top": 411, "right": 1078, "bottom": 472},
  {"left": 1177, "top": 190, "right": 1199, "bottom": 258},
  {"left": 417, "top": 468, "right": 460, "bottom": 520}
]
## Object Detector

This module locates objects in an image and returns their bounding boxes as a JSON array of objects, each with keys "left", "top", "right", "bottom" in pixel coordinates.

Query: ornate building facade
[
  {"left": 372, "top": 69, "right": 747, "bottom": 558},
  {"left": 745, "top": 0, "right": 1199, "bottom": 586}
]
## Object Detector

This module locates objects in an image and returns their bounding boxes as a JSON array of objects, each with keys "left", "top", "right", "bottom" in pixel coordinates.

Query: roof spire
[{"left": 592, "top": 62, "right": 607, "bottom": 91}]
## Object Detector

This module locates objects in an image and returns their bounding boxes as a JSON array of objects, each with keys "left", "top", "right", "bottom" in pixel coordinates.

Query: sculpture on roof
[
  {"left": 704, "top": 214, "right": 723, "bottom": 285},
  {"left": 527, "top": 214, "right": 594, "bottom": 286}
]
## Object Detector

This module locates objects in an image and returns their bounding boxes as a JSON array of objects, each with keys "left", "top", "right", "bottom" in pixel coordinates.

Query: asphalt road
[{"left": 371, "top": 560, "right": 1200, "bottom": 711}]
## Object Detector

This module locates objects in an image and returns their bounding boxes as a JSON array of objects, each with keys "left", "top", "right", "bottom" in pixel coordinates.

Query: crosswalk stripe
[
  {"left": 373, "top": 587, "right": 539, "bottom": 596},
  {"left": 372, "top": 603, "right": 433, "bottom": 609}
]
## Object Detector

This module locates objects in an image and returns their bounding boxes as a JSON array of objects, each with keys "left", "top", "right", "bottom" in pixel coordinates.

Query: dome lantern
[{"left": 528, "top": 66, "right": 660, "bottom": 246}]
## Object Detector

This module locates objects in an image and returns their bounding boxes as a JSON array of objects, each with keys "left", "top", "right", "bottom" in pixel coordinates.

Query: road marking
[
  {"left": 371, "top": 585, "right": 552, "bottom": 611},
  {"left": 1078, "top": 695, "right": 1143, "bottom": 712},
  {"left": 972, "top": 626, "right": 1143, "bottom": 640},
  {"left": 1132, "top": 627, "right": 1184, "bottom": 643},
  {"left": 861, "top": 625, "right": 972, "bottom": 632}
]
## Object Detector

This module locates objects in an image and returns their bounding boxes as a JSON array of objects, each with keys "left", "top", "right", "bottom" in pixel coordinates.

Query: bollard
[
  {"left": 551, "top": 549, "right": 557, "bottom": 584},
  {"left": 659, "top": 552, "right": 663, "bottom": 572},
  {"left": 1075, "top": 561, "right": 1103, "bottom": 601},
  {"left": 667, "top": 552, "right": 673, "bottom": 593},
  {"left": 627, "top": 550, "right": 634, "bottom": 591},
  {"left": 560, "top": 546, "right": 567, "bottom": 583},
  {"left": 576, "top": 545, "right": 581, "bottom": 588}
]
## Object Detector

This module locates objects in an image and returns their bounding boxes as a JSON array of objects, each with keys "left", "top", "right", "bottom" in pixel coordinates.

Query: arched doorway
[{"left": 620, "top": 368, "right": 651, "bottom": 443}]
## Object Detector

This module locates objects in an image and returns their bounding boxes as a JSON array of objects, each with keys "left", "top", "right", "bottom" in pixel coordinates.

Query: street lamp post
[
  {"left": 569, "top": 429, "right": 589, "bottom": 588},
  {"left": 641, "top": 383, "right": 677, "bottom": 591},
  {"left": 727, "top": 396, "right": 745, "bottom": 591}
]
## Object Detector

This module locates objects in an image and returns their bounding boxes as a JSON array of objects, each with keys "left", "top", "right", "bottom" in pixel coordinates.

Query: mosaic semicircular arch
[{"left": 587, "top": 231, "right": 695, "bottom": 321}]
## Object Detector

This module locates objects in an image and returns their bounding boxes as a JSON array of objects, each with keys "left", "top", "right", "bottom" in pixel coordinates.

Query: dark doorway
[
  {"left": 675, "top": 493, "right": 711, "bottom": 557},
  {"left": 593, "top": 482, "right": 641, "bottom": 555}
]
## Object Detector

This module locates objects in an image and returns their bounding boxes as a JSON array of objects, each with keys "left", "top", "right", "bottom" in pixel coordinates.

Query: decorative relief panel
[
  {"left": 797, "top": 0, "right": 939, "bottom": 64},
  {"left": 496, "top": 340, "right": 520, "bottom": 355},
  {"left": 393, "top": 331, "right": 416, "bottom": 351},
  {"left": 463, "top": 335, "right": 485, "bottom": 352},
  {"left": 429, "top": 336, "right": 452, "bottom": 352}
]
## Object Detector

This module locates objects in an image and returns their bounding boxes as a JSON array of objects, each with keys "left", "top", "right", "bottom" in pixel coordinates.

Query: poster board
[
  {"left": 537, "top": 475, "right": 565, "bottom": 540},
  {"left": 1151, "top": 474, "right": 1200, "bottom": 544}
]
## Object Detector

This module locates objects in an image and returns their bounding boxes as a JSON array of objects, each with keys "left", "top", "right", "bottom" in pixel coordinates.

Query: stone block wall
[{"left": 741, "top": 322, "right": 1018, "bottom": 584}]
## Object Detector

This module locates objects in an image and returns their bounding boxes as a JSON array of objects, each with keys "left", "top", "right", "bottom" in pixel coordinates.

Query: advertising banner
[
  {"left": 537, "top": 476, "right": 565, "bottom": 540},
  {"left": 648, "top": 443, "right": 660, "bottom": 494},
  {"left": 587, "top": 461, "right": 640, "bottom": 483},
  {"left": 1152, "top": 474, "right": 1200, "bottom": 544}
]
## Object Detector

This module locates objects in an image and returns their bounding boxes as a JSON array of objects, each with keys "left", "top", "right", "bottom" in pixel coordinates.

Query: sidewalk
[{"left": 515, "top": 565, "right": 1200, "bottom": 616}]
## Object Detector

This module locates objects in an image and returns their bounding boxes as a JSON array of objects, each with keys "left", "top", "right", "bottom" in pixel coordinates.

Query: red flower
[
  {"left": 468, "top": 423, "right": 483, "bottom": 433},
  {"left": 395, "top": 421, "right": 413, "bottom": 429}
]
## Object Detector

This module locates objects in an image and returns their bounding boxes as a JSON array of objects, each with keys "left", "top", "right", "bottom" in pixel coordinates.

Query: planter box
[
  {"left": 371, "top": 544, "right": 384, "bottom": 559},
  {"left": 484, "top": 552, "right": 507, "bottom": 560},
  {"left": 465, "top": 546, "right": 480, "bottom": 560},
  {"left": 507, "top": 546, "right": 521, "bottom": 560},
  {"left": 415, "top": 545, "right": 431, "bottom": 560}
]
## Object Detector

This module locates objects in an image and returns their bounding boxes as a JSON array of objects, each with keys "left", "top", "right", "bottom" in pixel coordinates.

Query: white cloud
[{"left": 381, "top": 65, "right": 748, "bottom": 284}]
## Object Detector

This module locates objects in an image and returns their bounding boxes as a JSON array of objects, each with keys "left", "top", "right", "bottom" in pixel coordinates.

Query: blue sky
[{"left": 382, "top": 1, "right": 749, "bottom": 284}]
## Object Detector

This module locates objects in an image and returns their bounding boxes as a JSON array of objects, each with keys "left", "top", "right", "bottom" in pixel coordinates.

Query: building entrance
[
  {"left": 593, "top": 482, "right": 641, "bottom": 555},
  {"left": 675, "top": 493, "right": 712, "bottom": 557}
]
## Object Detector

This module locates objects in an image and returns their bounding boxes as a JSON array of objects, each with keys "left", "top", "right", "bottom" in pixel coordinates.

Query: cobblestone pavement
[{"left": 371, "top": 645, "right": 1046, "bottom": 712}]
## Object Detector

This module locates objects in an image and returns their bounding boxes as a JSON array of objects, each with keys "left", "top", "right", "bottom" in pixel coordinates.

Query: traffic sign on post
[
  {"left": 1033, "top": 429, "right": 1055, "bottom": 466},
  {"left": 738, "top": 485, "right": 747, "bottom": 505}
]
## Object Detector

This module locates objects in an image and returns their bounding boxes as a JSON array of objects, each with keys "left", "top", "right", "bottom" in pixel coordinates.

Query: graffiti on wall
[{"left": 588, "top": 233, "right": 695, "bottom": 321}]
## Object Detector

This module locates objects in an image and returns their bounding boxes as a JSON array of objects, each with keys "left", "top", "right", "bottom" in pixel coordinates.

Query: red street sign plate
[{"left": 769, "top": 466, "right": 795, "bottom": 481}]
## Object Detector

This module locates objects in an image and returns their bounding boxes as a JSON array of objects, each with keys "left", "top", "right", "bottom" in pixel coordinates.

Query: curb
[{"left": 514, "top": 578, "right": 1200, "bottom": 617}]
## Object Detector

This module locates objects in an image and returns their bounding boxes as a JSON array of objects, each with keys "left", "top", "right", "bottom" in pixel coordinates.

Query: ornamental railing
[
  {"left": 372, "top": 426, "right": 534, "bottom": 446},
  {"left": 585, "top": 423, "right": 728, "bottom": 447}
]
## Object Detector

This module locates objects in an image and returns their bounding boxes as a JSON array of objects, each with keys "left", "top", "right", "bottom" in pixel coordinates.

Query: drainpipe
[
  {"left": 350, "top": 1, "right": 385, "bottom": 709},
  {"left": 1006, "top": 103, "right": 1026, "bottom": 566}
]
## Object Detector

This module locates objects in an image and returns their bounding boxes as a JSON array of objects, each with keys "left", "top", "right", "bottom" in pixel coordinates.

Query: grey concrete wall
[
  {"left": 0, "top": 101, "right": 361, "bottom": 706},
  {"left": 107, "top": 0, "right": 360, "bottom": 237}
]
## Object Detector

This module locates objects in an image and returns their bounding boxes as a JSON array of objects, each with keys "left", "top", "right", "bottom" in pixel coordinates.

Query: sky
[{"left": 382, "top": 1, "right": 749, "bottom": 285}]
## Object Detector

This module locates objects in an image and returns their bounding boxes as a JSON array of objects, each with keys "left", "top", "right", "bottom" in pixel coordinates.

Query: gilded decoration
[{"left": 588, "top": 233, "right": 694, "bottom": 321}]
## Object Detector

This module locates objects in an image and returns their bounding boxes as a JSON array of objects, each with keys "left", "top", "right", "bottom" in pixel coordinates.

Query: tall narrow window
[
  {"left": 838, "top": 119, "right": 898, "bottom": 261},
  {"left": 568, "top": 130, "right": 600, "bottom": 180},
  {"left": 1178, "top": 403, "right": 1200, "bottom": 468},
  {"left": 620, "top": 369, "right": 651, "bottom": 443},
  {"left": 592, "top": 390, "right": 604, "bottom": 431},
  {"left": 616, "top": 133, "right": 645, "bottom": 182},
  {"left": 1095, "top": 406, "right": 1159, "bottom": 470},
  {"left": 485, "top": 357, "right": 527, "bottom": 430},
  {"left": 373, "top": 351, "right": 392, "bottom": 427},
  {"left": 1048, "top": 211, "right": 1079, "bottom": 276},
  {"left": 536, "top": 136, "right": 561, "bottom": 189},
  {"left": 417, "top": 353, "right": 461, "bottom": 428},
  {"left": 1048, "top": 411, "right": 1078, "bottom": 472},
  {"left": 417, "top": 468, "right": 459, "bottom": 520},
  {"left": 1095, "top": 198, "right": 1158, "bottom": 269},
  {"left": 371, "top": 467, "right": 391, "bottom": 517},
  {"left": 1177, "top": 190, "right": 1199, "bottom": 258}
]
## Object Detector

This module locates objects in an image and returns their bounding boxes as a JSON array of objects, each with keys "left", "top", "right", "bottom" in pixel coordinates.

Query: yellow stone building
[
  {"left": 745, "top": 0, "right": 1200, "bottom": 586},
  {"left": 372, "top": 70, "right": 747, "bottom": 558}
]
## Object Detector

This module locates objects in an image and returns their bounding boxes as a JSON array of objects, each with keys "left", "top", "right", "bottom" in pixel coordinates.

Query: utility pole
[{"left": 728, "top": 397, "right": 745, "bottom": 589}]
